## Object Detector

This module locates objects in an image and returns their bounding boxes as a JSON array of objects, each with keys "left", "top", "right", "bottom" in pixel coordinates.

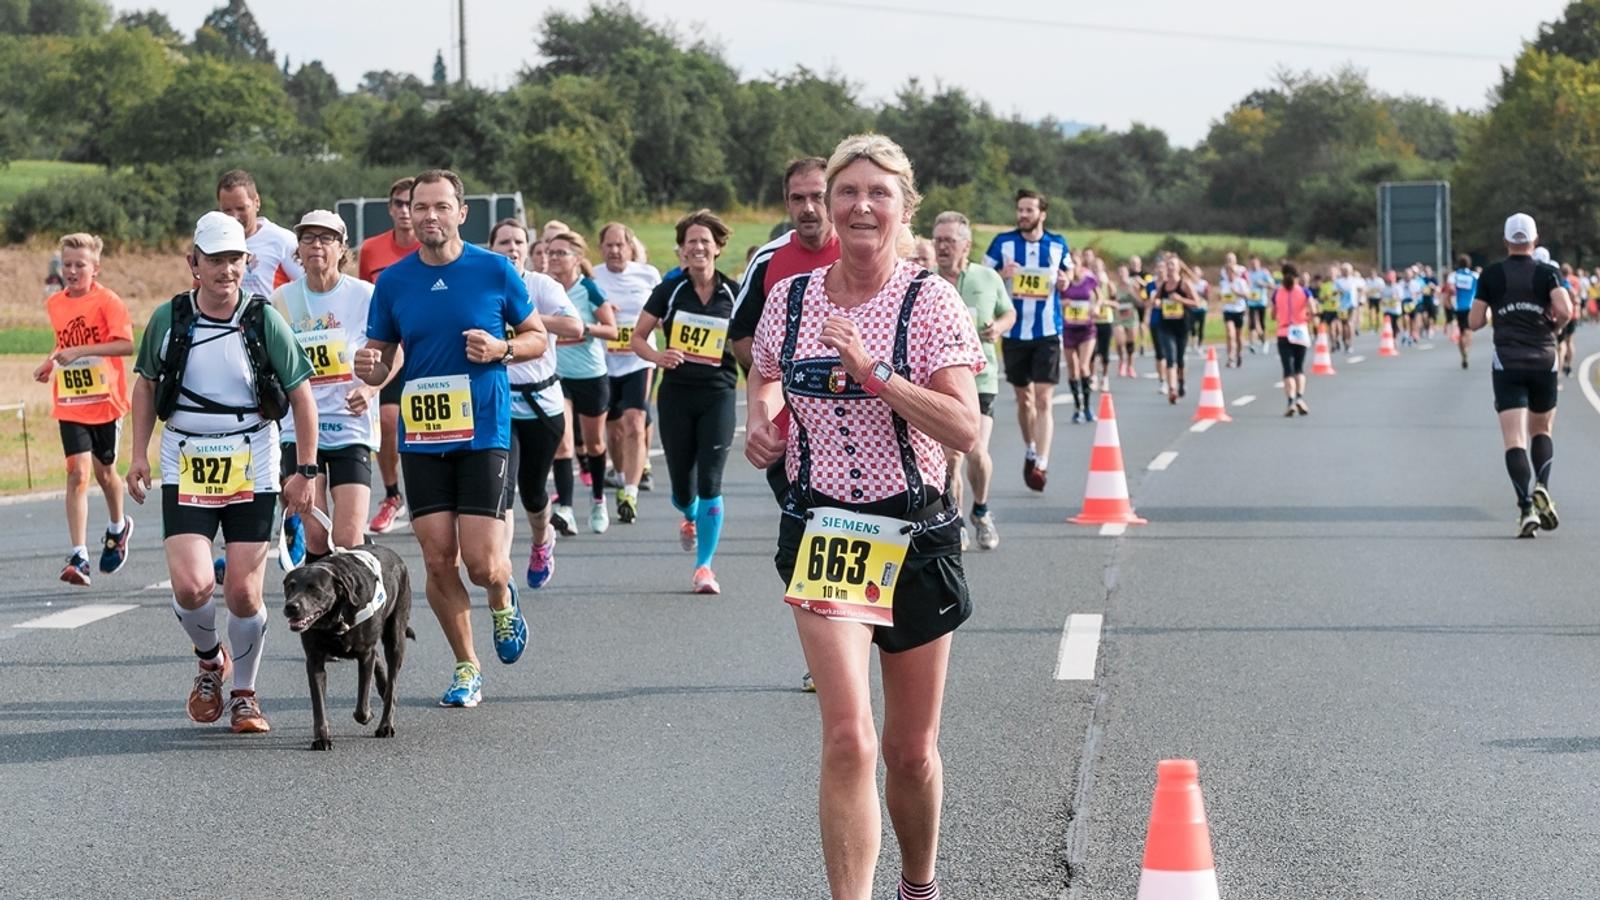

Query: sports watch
[
  {"left": 862, "top": 360, "right": 894, "bottom": 396},
  {"left": 501, "top": 339, "right": 516, "bottom": 364},
  {"left": 295, "top": 464, "right": 319, "bottom": 479}
]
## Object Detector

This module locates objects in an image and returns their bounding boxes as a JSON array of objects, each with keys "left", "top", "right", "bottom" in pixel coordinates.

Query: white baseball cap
[
  {"left": 293, "top": 209, "right": 347, "bottom": 242},
  {"left": 1504, "top": 212, "right": 1538, "bottom": 245},
  {"left": 1533, "top": 246, "right": 1552, "bottom": 264},
  {"left": 193, "top": 211, "right": 248, "bottom": 254}
]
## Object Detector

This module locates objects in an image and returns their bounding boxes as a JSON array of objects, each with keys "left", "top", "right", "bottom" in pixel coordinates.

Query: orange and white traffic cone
[
  {"left": 1136, "top": 759, "right": 1220, "bottom": 900},
  {"left": 1311, "top": 327, "right": 1337, "bottom": 375},
  {"left": 1191, "top": 346, "right": 1232, "bottom": 423},
  {"left": 1379, "top": 320, "right": 1400, "bottom": 357},
  {"left": 1069, "top": 393, "right": 1147, "bottom": 525}
]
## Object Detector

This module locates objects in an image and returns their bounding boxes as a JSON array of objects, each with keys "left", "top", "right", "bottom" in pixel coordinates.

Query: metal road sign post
[{"left": 1378, "top": 181, "right": 1451, "bottom": 273}]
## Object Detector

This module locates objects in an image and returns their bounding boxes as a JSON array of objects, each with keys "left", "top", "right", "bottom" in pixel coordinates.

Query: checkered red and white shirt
[{"left": 753, "top": 260, "right": 985, "bottom": 504}]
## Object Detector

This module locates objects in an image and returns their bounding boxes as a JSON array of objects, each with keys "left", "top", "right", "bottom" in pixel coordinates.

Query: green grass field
[{"left": 0, "top": 160, "right": 100, "bottom": 211}]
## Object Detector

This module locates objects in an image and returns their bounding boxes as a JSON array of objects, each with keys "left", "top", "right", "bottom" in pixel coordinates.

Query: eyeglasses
[
  {"left": 298, "top": 233, "right": 342, "bottom": 247},
  {"left": 545, "top": 250, "right": 574, "bottom": 259},
  {"left": 390, "top": 198, "right": 409, "bottom": 207}
]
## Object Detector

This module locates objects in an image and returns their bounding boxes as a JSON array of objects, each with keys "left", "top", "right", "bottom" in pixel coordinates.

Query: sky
[{"left": 151, "top": 0, "right": 1572, "bottom": 146}]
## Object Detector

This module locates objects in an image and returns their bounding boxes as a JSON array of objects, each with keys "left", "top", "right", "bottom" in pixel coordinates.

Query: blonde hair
[
  {"left": 59, "top": 232, "right": 103, "bottom": 260},
  {"left": 550, "top": 231, "right": 595, "bottom": 278},
  {"left": 824, "top": 133, "right": 922, "bottom": 218},
  {"left": 931, "top": 211, "right": 971, "bottom": 243}
]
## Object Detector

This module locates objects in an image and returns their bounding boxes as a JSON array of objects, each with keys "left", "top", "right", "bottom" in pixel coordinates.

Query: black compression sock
[
  {"left": 971, "top": 502, "right": 988, "bottom": 518},
  {"left": 586, "top": 454, "right": 607, "bottom": 501},
  {"left": 1531, "top": 433, "right": 1553, "bottom": 488},
  {"left": 385, "top": 482, "right": 400, "bottom": 499},
  {"left": 554, "top": 458, "right": 574, "bottom": 507},
  {"left": 1505, "top": 448, "right": 1535, "bottom": 509}
]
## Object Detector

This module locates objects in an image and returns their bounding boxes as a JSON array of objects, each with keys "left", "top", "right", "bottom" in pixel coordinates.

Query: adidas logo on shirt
[{"left": 431, "top": 279, "right": 448, "bottom": 292}]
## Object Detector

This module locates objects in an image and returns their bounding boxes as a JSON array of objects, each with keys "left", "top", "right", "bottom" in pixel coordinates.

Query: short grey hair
[{"left": 932, "top": 211, "right": 971, "bottom": 243}]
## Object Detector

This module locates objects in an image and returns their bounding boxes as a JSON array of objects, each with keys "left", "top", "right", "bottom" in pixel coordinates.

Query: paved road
[{"left": 2, "top": 330, "right": 1598, "bottom": 899}]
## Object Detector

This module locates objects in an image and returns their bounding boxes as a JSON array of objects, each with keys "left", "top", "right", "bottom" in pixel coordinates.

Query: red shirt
[
  {"left": 1273, "top": 286, "right": 1312, "bottom": 337},
  {"left": 359, "top": 229, "right": 420, "bottom": 284},
  {"left": 45, "top": 283, "right": 133, "bottom": 425},
  {"left": 729, "top": 229, "right": 841, "bottom": 343}
]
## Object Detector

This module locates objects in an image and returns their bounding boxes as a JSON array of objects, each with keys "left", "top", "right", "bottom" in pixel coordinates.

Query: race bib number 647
[{"left": 784, "top": 508, "right": 911, "bottom": 628}]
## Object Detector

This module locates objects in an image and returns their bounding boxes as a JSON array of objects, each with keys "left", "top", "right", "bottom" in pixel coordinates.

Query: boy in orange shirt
[{"left": 33, "top": 233, "right": 135, "bottom": 585}]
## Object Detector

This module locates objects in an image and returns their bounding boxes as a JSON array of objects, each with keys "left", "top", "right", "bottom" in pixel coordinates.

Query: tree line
[{"left": 2, "top": 0, "right": 1599, "bottom": 262}]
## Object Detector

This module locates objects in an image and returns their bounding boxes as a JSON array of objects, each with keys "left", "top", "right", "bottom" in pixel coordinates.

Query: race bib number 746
[{"left": 784, "top": 508, "right": 911, "bottom": 628}]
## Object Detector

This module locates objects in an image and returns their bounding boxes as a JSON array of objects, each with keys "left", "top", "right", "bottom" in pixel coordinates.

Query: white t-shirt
[
  {"left": 274, "top": 275, "right": 378, "bottom": 449},
  {"left": 592, "top": 261, "right": 661, "bottom": 377},
  {"left": 509, "top": 271, "right": 578, "bottom": 420},
  {"left": 243, "top": 217, "right": 304, "bottom": 301}
]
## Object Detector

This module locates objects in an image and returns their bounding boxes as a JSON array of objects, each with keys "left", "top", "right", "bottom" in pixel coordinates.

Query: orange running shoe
[
  {"left": 679, "top": 520, "right": 697, "bottom": 553},
  {"left": 692, "top": 566, "right": 721, "bottom": 595},
  {"left": 227, "top": 690, "right": 270, "bottom": 734},
  {"left": 186, "top": 646, "right": 232, "bottom": 724}
]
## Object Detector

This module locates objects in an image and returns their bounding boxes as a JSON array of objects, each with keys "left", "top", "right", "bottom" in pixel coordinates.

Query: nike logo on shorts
[{"left": 939, "top": 603, "right": 958, "bottom": 616}]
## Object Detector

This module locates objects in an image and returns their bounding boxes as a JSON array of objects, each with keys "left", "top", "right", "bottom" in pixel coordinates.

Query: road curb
[{"left": 0, "top": 488, "right": 66, "bottom": 506}]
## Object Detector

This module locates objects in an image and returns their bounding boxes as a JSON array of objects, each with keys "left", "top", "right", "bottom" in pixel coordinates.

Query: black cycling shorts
[
  {"left": 774, "top": 491, "right": 972, "bottom": 654},
  {"left": 606, "top": 368, "right": 652, "bottom": 420},
  {"left": 507, "top": 414, "right": 565, "bottom": 514},
  {"left": 1453, "top": 310, "right": 1472, "bottom": 331},
  {"left": 978, "top": 392, "right": 995, "bottom": 418},
  {"left": 162, "top": 487, "right": 277, "bottom": 542},
  {"left": 562, "top": 375, "right": 611, "bottom": 419},
  {"left": 1492, "top": 367, "right": 1558, "bottom": 414},
  {"left": 1223, "top": 310, "right": 1245, "bottom": 329},
  {"left": 1002, "top": 337, "right": 1061, "bottom": 387},
  {"left": 60, "top": 420, "right": 119, "bottom": 466},
  {"left": 1277, "top": 337, "right": 1308, "bottom": 378},
  {"left": 279, "top": 443, "right": 373, "bottom": 489},
  {"left": 400, "top": 448, "right": 509, "bottom": 519}
]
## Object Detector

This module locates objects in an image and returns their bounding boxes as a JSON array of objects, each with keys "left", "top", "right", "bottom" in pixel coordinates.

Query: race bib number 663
[{"left": 784, "top": 508, "right": 911, "bottom": 628}]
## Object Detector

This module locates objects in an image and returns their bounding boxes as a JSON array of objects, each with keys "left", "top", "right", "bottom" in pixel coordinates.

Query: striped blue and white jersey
[{"left": 983, "top": 230, "right": 1072, "bottom": 340}]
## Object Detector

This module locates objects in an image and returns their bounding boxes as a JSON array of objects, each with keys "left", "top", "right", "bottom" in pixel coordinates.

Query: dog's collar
[{"left": 330, "top": 547, "right": 387, "bottom": 627}]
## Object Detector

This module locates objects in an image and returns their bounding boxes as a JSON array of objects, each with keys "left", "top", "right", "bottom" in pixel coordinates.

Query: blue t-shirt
[
  {"left": 1450, "top": 268, "right": 1479, "bottom": 311},
  {"left": 983, "top": 230, "right": 1071, "bottom": 341},
  {"left": 554, "top": 276, "right": 610, "bottom": 381},
  {"left": 367, "top": 243, "right": 533, "bottom": 453},
  {"left": 1247, "top": 269, "right": 1274, "bottom": 307}
]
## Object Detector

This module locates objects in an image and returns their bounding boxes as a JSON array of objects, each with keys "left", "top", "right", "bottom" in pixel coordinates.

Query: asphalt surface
[{"left": 2, "top": 327, "right": 1598, "bottom": 900}]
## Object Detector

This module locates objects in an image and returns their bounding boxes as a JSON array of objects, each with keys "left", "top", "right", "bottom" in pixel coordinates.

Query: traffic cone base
[
  {"left": 1136, "top": 759, "right": 1220, "bottom": 900},
  {"left": 1311, "top": 326, "right": 1337, "bottom": 375},
  {"left": 1191, "top": 346, "right": 1232, "bottom": 422},
  {"left": 1068, "top": 393, "right": 1147, "bottom": 525},
  {"left": 1378, "top": 320, "right": 1400, "bottom": 357}
]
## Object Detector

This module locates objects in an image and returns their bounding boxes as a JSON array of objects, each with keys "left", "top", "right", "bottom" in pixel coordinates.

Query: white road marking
[
  {"left": 1418, "top": 343, "right": 1435, "bottom": 351},
  {"left": 1051, "top": 394, "right": 1075, "bottom": 406},
  {"left": 1098, "top": 523, "right": 1127, "bottom": 537},
  {"left": 1348, "top": 355, "right": 1365, "bottom": 364},
  {"left": 13, "top": 604, "right": 138, "bottom": 630},
  {"left": 1190, "top": 419, "right": 1216, "bottom": 433},
  {"left": 1054, "top": 613, "right": 1104, "bottom": 681},
  {"left": 1232, "top": 395, "right": 1256, "bottom": 407},
  {"left": 142, "top": 579, "right": 172, "bottom": 591},
  {"left": 1143, "top": 373, "right": 1160, "bottom": 379},
  {"left": 1579, "top": 352, "right": 1600, "bottom": 416},
  {"left": 1147, "top": 452, "right": 1178, "bottom": 471}
]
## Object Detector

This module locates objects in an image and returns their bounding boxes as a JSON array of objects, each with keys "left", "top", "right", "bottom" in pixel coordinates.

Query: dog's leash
[{"left": 280, "top": 506, "right": 340, "bottom": 572}]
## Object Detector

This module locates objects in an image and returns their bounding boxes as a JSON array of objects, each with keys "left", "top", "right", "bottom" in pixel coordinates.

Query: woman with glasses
[{"left": 546, "top": 232, "right": 620, "bottom": 535}]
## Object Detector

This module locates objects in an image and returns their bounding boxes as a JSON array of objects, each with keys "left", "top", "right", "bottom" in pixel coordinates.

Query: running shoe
[
  {"left": 1070, "top": 410, "right": 1083, "bottom": 424},
  {"left": 640, "top": 469, "right": 654, "bottom": 492},
  {"left": 1023, "top": 456, "right": 1042, "bottom": 491},
  {"left": 617, "top": 493, "right": 637, "bottom": 524},
  {"left": 59, "top": 552, "right": 91, "bottom": 586},
  {"left": 491, "top": 584, "right": 528, "bottom": 664},
  {"left": 1168, "top": 386, "right": 1178, "bottom": 405},
  {"left": 1083, "top": 407, "right": 1096, "bottom": 423},
  {"left": 439, "top": 662, "right": 483, "bottom": 707},
  {"left": 1284, "top": 399, "right": 1297, "bottom": 418},
  {"left": 187, "top": 646, "right": 232, "bottom": 724},
  {"left": 974, "top": 512, "right": 1000, "bottom": 550},
  {"left": 1532, "top": 484, "right": 1560, "bottom": 531},
  {"left": 580, "top": 469, "right": 593, "bottom": 488},
  {"left": 527, "top": 539, "right": 555, "bottom": 589},
  {"left": 551, "top": 505, "right": 577, "bottom": 537},
  {"left": 278, "top": 513, "right": 306, "bottom": 571},
  {"left": 692, "top": 566, "right": 721, "bottom": 595},
  {"left": 604, "top": 467, "right": 624, "bottom": 489},
  {"left": 1517, "top": 508, "right": 1540, "bottom": 539},
  {"left": 1461, "top": 356, "right": 1469, "bottom": 370},
  {"left": 1294, "top": 397, "right": 1310, "bottom": 416},
  {"left": 589, "top": 500, "right": 610, "bottom": 534},
  {"left": 801, "top": 671, "right": 816, "bottom": 693},
  {"left": 1178, "top": 381, "right": 1186, "bottom": 398},
  {"left": 368, "top": 494, "right": 406, "bottom": 534},
  {"left": 227, "top": 690, "right": 270, "bottom": 734},
  {"left": 679, "top": 519, "right": 697, "bottom": 552},
  {"left": 98, "top": 516, "right": 133, "bottom": 574}
]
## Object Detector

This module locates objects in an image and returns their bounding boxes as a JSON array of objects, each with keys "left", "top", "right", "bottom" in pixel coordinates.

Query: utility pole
[{"left": 457, "top": 0, "right": 468, "bottom": 86}]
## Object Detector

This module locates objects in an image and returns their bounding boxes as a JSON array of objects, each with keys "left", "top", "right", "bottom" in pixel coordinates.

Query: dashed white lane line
[
  {"left": 1051, "top": 394, "right": 1074, "bottom": 406},
  {"left": 1579, "top": 352, "right": 1600, "bottom": 416},
  {"left": 142, "top": 579, "right": 172, "bottom": 591},
  {"left": 1147, "top": 452, "right": 1178, "bottom": 471},
  {"left": 1190, "top": 419, "right": 1216, "bottom": 433},
  {"left": 13, "top": 604, "right": 138, "bottom": 630},
  {"left": 1418, "top": 343, "right": 1435, "bottom": 351},
  {"left": 1098, "top": 523, "right": 1127, "bottom": 537},
  {"left": 1232, "top": 395, "right": 1256, "bottom": 407},
  {"left": 1054, "top": 613, "right": 1104, "bottom": 680},
  {"left": 1348, "top": 355, "right": 1365, "bottom": 364},
  {"left": 1273, "top": 381, "right": 1284, "bottom": 388}
]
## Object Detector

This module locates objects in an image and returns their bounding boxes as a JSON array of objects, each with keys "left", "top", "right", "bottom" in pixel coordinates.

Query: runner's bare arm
[
  {"left": 354, "top": 339, "right": 396, "bottom": 386},
  {"left": 282, "top": 382, "right": 318, "bottom": 515},
  {"left": 125, "top": 377, "right": 157, "bottom": 504},
  {"left": 1550, "top": 286, "right": 1574, "bottom": 329},
  {"left": 744, "top": 368, "right": 786, "bottom": 469},
  {"left": 628, "top": 311, "right": 684, "bottom": 369},
  {"left": 52, "top": 338, "right": 134, "bottom": 365},
  {"left": 1468, "top": 300, "right": 1489, "bottom": 332},
  {"left": 584, "top": 303, "right": 620, "bottom": 342},
  {"left": 541, "top": 313, "right": 584, "bottom": 340},
  {"left": 732, "top": 337, "right": 754, "bottom": 372}
]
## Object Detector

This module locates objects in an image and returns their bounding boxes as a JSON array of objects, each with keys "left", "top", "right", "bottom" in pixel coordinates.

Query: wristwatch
[
  {"left": 500, "top": 339, "right": 516, "bottom": 364},
  {"left": 295, "top": 464, "right": 319, "bottom": 479},
  {"left": 862, "top": 360, "right": 894, "bottom": 396}
]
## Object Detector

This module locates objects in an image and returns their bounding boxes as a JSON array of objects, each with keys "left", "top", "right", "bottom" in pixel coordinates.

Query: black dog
[{"left": 282, "top": 542, "right": 413, "bottom": 751}]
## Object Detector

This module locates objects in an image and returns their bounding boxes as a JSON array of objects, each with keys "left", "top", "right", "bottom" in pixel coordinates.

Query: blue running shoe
[
  {"left": 214, "top": 555, "right": 227, "bottom": 587},
  {"left": 439, "top": 662, "right": 483, "bottom": 708},
  {"left": 278, "top": 514, "right": 306, "bottom": 571},
  {"left": 98, "top": 516, "right": 133, "bottom": 574},
  {"left": 526, "top": 539, "right": 554, "bottom": 590},
  {"left": 492, "top": 584, "right": 528, "bottom": 664}
]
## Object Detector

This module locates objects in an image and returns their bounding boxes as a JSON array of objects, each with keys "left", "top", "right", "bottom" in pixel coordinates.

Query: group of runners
[{"left": 29, "top": 134, "right": 1582, "bottom": 897}]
